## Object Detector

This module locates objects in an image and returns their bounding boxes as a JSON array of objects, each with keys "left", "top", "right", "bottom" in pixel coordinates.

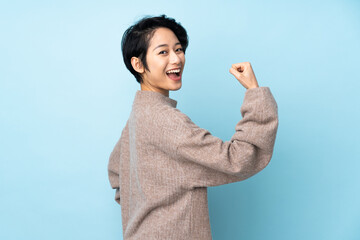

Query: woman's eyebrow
[{"left": 153, "top": 42, "right": 181, "bottom": 51}]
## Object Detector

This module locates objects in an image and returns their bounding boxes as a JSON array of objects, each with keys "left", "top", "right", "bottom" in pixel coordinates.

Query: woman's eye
[
  {"left": 176, "top": 48, "right": 183, "bottom": 52},
  {"left": 159, "top": 50, "right": 167, "bottom": 54}
]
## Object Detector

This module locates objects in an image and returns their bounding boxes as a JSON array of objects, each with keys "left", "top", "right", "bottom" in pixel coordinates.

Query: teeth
[{"left": 166, "top": 69, "right": 180, "bottom": 74}]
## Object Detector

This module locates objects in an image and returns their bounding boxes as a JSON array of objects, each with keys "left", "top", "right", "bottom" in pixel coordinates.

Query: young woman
[{"left": 108, "top": 15, "right": 279, "bottom": 240}]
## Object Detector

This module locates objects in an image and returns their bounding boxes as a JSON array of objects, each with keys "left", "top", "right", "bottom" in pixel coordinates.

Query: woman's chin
[
  {"left": 171, "top": 87, "right": 181, "bottom": 92},
  {"left": 168, "top": 82, "right": 182, "bottom": 91}
]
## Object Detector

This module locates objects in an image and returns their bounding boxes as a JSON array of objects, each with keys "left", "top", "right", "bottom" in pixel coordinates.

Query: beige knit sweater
[{"left": 108, "top": 87, "right": 278, "bottom": 239}]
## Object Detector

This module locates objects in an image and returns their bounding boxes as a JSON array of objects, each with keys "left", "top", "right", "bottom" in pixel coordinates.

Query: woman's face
[{"left": 140, "top": 27, "right": 185, "bottom": 96}]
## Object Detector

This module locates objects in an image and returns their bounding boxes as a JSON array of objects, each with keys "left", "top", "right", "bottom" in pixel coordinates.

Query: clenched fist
[{"left": 229, "top": 62, "right": 259, "bottom": 89}]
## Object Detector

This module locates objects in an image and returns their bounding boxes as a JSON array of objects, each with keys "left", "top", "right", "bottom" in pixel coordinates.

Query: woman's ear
[{"left": 131, "top": 57, "right": 145, "bottom": 74}]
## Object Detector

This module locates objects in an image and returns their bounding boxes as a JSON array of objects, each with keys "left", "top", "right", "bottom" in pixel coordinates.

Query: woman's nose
[{"left": 169, "top": 50, "right": 181, "bottom": 64}]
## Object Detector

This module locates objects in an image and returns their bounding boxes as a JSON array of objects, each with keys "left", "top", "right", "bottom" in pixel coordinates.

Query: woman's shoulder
[{"left": 129, "top": 101, "right": 188, "bottom": 129}]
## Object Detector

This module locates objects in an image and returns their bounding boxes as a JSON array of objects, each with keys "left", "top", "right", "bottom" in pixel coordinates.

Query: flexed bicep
[{"left": 151, "top": 87, "right": 278, "bottom": 188}]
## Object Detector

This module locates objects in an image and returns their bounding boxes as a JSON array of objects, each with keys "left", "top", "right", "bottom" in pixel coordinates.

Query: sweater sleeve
[
  {"left": 108, "top": 137, "right": 121, "bottom": 205},
  {"left": 151, "top": 87, "right": 279, "bottom": 188}
]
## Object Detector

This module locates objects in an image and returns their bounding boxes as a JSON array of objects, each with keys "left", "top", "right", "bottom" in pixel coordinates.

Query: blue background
[{"left": 1, "top": 0, "right": 359, "bottom": 239}]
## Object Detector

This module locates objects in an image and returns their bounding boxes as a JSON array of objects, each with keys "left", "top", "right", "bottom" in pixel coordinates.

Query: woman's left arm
[{"left": 108, "top": 137, "right": 121, "bottom": 205}]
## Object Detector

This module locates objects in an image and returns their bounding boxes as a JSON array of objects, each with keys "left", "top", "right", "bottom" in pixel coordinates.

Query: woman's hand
[{"left": 229, "top": 62, "right": 259, "bottom": 89}]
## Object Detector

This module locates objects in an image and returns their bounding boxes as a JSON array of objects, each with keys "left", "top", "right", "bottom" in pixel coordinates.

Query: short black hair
[{"left": 121, "top": 14, "right": 189, "bottom": 84}]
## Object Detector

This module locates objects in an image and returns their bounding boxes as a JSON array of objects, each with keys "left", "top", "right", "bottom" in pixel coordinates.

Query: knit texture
[{"left": 108, "top": 87, "right": 279, "bottom": 239}]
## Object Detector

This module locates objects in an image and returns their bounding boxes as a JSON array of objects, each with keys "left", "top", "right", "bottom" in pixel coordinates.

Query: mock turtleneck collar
[{"left": 134, "top": 90, "right": 177, "bottom": 108}]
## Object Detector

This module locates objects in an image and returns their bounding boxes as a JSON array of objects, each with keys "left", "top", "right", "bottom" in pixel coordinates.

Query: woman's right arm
[{"left": 150, "top": 62, "right": 279, "bottom": 188}]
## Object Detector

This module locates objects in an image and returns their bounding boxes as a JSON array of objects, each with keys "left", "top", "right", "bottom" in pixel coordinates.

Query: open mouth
[
  {"left": 166, "top": 68, "right": 181, "bottom": 81},
  {"left": 166, "top": 69, "right": 181, "bottom": 76}
]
